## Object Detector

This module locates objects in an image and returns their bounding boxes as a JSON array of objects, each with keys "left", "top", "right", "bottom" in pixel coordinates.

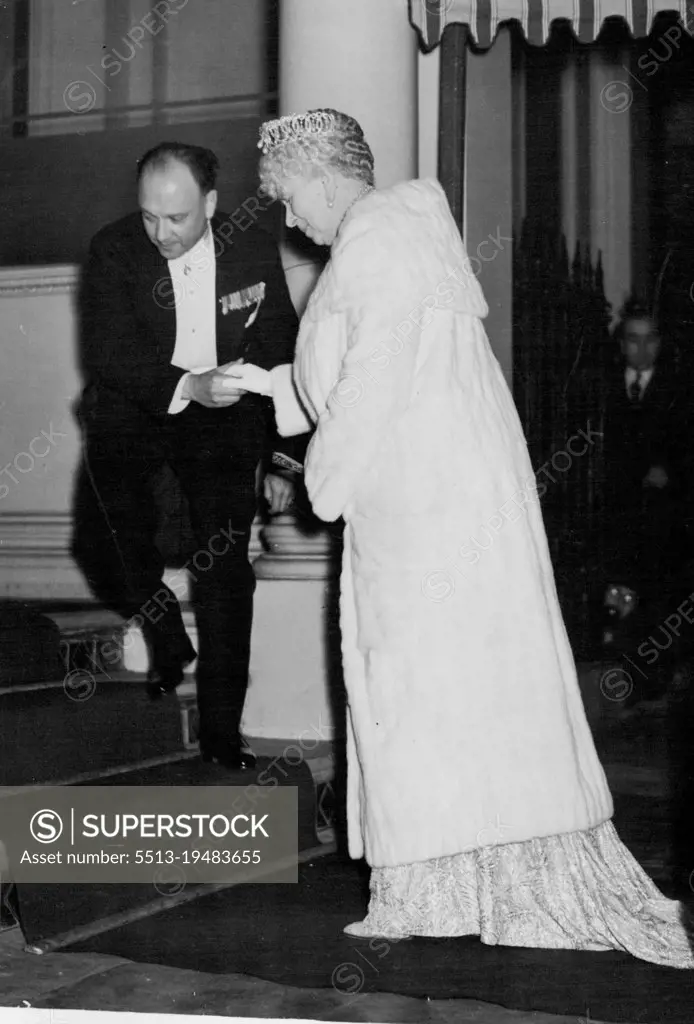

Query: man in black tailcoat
[{"left": 72, "top": 142, "right": 306, "bottom": 770}]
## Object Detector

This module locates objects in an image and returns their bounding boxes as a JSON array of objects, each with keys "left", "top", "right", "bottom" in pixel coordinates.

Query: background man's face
[
  {"left": 138, "top": 159, "right": 217, "bottom": 259},
  {"left": 621, "top": 317, "right": 661, "bottom": 371}
]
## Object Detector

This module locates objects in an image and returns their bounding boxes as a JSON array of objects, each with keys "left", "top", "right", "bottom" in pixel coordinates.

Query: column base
[{"left": 176, "top": 684, "right": 338, "bottom": 845}]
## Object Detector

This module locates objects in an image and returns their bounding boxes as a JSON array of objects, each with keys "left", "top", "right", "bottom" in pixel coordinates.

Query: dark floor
[
  {"left": 0, "top": 922, "right": 610, "bottom": 1023},
  {"left": 0, "top": 669, "right": 692, "bottom": 1023}
]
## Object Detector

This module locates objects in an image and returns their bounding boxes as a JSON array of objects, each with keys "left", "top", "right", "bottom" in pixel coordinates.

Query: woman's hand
[{"left": 223, "top": 362, "right": 273, "bottom": 397}]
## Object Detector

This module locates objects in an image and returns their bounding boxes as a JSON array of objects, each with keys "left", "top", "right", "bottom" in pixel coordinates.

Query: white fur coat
[{"left": 271, "top": 178, "right": 613, "bottom": 868}]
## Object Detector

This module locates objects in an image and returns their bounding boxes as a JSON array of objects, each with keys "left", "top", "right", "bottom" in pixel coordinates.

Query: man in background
[{"left": 600, "top": 304, "right": 690, "bottom": 705}]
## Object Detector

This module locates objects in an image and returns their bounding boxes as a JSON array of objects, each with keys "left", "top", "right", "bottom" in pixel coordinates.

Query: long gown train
[{"left": 345, "top": 822, "right": 694, "bottom": 969}]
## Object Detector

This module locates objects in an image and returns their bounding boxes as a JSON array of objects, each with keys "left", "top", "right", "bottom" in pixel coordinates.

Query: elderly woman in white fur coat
[{"left": 226, "top": 108, "right": 693, "bottom": 967}]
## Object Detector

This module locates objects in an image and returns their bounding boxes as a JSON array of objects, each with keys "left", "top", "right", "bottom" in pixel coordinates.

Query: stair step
[
  {"left": 1, "top": 602, "right": 339, "bottom": 842},
  {"left": 0, "top": 668, "right": 144, "bottom": 698},
  {"left": 47, "top": 607, "right": 125, "bottom": 635},
  {"left": 0, "top": 674, "right": 186, "bottom": 788},
  {"left": 0, "top": 749, "right": 201, "bottom": 797}
]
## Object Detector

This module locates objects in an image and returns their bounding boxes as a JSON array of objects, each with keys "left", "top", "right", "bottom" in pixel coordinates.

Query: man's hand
[
  {"left": 264, "top": 472, "right": 295, "bottom": 514},
  {"left": 643, "top": 465, "right": 668, "bottom": 489},
  {"left": 184, "top": 360, "right": 246, "bottom": 408}
]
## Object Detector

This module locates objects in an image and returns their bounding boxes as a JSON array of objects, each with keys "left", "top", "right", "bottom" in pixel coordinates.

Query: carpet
[
  {"left": 0, "top": 676, "right": 183, "bottom": 787},
  {"left": 9, "top": 678, "right": 694, "bottom": 1022},
  {"left": 55, "top": 847, "right": 694, "bottom": 1024},
  {"left": 0, "top": 925, "right": 602, "bottom": 1024},
  {"left": 12, "top": 754, "right": 323, "bottom": 949}
]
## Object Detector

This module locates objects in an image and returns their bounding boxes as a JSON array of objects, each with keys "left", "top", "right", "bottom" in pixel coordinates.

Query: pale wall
[{"left": 0, "top": 268, "right": 82, "bottom": 514}]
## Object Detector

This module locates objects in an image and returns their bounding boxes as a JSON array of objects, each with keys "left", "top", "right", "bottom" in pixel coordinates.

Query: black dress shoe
[
  {"left": 199, "top": 739, "right": 256, "bottom": 772},
  {"left": 146, "top": 639, "right": 197, "bottom": 700},
  {"left": 145, "top": 666, "right": 185, "bottom": 700}
]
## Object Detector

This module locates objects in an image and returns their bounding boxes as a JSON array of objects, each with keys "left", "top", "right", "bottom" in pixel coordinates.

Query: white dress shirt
[
  {"left": 167, "top": 225, "right": 217, "bottom": 414},
  {"left": 625, "top": 366, "right": 653, "bottom": 399}
]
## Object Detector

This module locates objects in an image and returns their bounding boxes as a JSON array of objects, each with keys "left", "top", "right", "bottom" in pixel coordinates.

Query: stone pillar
[
  {"left": 240, "top": 514, "right": 341, "bottom": 756},
  {"left": 277, "top": 0, "right": 419, "bottom": 313},
  {"left": 238, "top": 0, "right": 421, "bottom": 763}
]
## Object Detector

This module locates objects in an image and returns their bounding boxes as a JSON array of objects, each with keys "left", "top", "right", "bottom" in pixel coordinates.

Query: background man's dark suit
[
  {"left": 602, "top": 360, "right": 687, "bottom": 591},
  {"left": 599, "top": 358, "right": 691, "bottom": 694},
  {"left": 72, "top": 211, "right": 301, "bottom": 754}
]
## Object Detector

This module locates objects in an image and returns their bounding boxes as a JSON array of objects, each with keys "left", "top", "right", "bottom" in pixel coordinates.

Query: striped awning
[{"left": 409, "top": 0, "right": 693, "bottom": 49}]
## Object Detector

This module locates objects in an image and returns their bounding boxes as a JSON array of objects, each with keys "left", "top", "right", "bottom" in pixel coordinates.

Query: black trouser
[
  {"left": 601, "top": 488, "right": 688, "bottom": 701},
  {"left": 73, "top": 400, "right": 261, "bottom": 745}
]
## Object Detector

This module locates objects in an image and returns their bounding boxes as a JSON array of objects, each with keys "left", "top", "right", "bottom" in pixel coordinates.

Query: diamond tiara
[{"left": 258, "top": 110, "right": 338, "bottom": 155}]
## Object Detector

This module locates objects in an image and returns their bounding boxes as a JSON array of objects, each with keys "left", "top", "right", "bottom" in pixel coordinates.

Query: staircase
[
  {"left": 0, "top": 598, "right": 339, "bottom": 938},
  {"left": 0, "top": 605, "right": 188, "bottom": 790},
  {"left": 0, "top": 601, "right": 337, "bottom": 835}
]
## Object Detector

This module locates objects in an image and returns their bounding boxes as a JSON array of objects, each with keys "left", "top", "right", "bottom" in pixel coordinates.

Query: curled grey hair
[{"left": 258, "top": 108, "right": 375, "bottom": 199}]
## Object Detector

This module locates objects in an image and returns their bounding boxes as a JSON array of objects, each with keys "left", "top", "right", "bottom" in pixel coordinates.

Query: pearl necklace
[{"left": 334, "top": 182, "right": 374, "bottom": 240}]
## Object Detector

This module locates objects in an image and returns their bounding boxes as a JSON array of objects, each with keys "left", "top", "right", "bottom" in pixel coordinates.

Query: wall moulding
[
  {"left": 0, "top": 511, "right": 339, "bottom": 599},
  {"left": 0, "top": 264, "right": 79, "bottom": 298}
]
